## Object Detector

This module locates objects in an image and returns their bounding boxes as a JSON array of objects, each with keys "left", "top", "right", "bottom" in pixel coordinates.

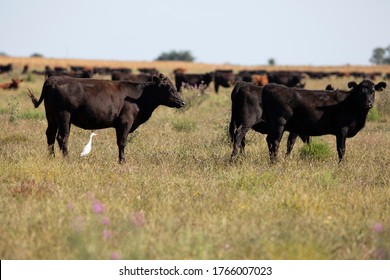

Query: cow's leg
[
  {"left": 286, "top": 132, "right": 298, "bottom": 156},
  {"left": 115, "top": 125, "right": 131, "bottom": 164},
  {"left": 230, "top": 125, "right": 250, "bottom": 162},
  {"left": 56, "top": 112, "right": 71, "bottom": 157},
  {"left": 214, "top": 83, "right": 219, "bottom": 93},
  {"left": 46, "top": 120, "right": 57, "bottom": 156},
  {"left": 336, "top": 131, "right": 347, "bottom": 163},
  {"left": 266, "top": 125, "right": 285, "bottom": 164}
]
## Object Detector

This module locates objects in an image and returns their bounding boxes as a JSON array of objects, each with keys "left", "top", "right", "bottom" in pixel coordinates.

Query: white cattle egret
[{"left": 80, "top": 132, "right": 97, "bottom": 157}]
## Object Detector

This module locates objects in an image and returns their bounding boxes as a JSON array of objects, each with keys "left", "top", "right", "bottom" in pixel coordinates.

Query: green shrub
[
  {"left": 19, "top": 110, "right": 45, "bottom": 120},
  {"left": 299, "top": 138, "right": 332, "bottom": 161}
]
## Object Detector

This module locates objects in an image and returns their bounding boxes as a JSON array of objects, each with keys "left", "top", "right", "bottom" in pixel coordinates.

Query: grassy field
[{"left": 1, "top": 57, "right": 390, "bottom": 260}]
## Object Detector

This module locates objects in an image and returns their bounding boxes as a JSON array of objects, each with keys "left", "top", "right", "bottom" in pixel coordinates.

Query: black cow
[
  {"left": 138, "top": 67, "right": 159, "bottom": 75},
  {"left": 111, "top": 72, "right": 152, "bottom": 82},
  {"left": 229, "top": 81, "right": 309, "bottom": 161},
  {"left": 46, "top": 70, "right": 93, "bottom": 79},
  {"left": 27, "top": 74, "right": 185, "bottom": 163},
  {"left": 0, "top": 63, "right": 13, "bottom": 74},
  {"left": 214, "top": 70, "right": 237, "bottom": 93},
  {"left": 262, "top": 80, "right": 387, "bottom": 163},
  {"left": 175, "top": 72, "right": 213, "bottom": 92},
  {"left": 267, "top": 71, "right": 306, "bottom": 88}
]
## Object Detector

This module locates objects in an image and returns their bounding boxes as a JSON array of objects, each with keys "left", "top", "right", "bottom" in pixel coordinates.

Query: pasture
[{"left": 1, "top": 57, "right": 390, "bottom": 259}]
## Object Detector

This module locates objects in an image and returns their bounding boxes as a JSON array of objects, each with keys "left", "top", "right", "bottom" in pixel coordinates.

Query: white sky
[{"left": 1, "top": 0, "right": 389, "bottom": 66}]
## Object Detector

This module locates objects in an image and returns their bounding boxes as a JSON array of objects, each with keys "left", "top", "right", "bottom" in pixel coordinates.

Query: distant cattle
[
  {"left": 27, "top": 74, "right": 185, "bottom": 163},
  {"left": 138, "top": 67, "right": 159, "bottom": 75},
  {"left": 267, "top": 71, "right": 306, "bottom": 88},
  {"left": 0, "top": 63, "right": 13, "bottom": 74},
  {"left": 111, "top": 72, "right": 152, "bottom": 82},
  {"left": 175, "top": 72, "right": 213, "bottom": 92},
  {"left": 0, "top": 78, "right": 23, "bottom": 90},
  {"left": 173, "top": 68, "right": 186, "bottom": 74},
  {"left": 46, "top": 70, "right": 93, "bottom": 79},
  {"left": 251, "top": 74, "right": 269, "bottom": 86},
  {"left": 262, "top": 80, "right": 387, "bottom": 163},
  {"left": 229, "top": 81, "right": 309, "bottom": 161},
  {"left": 214, "top": 70, "right": 237, "bottom": 93},
  {"left": 22, "top": 65, "right": 29, "bottom": 74}
]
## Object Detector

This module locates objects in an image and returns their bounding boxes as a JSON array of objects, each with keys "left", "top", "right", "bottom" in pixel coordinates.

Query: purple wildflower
[
  {"left": 92, "top": 200, "right": 104, "bottom": 214},
  {"left": 111, "top": 252, "right": 120, "bottom": 260}
]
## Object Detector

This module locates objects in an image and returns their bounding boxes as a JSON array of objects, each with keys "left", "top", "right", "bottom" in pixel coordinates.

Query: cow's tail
[
  {"left": 229, "top": 83, "right": 240, "bottom": 143},
  {"left": 27, "top": 88, "right": 44, "bottom": 108},
  {"left": 229, "top": 111, "right": 235, "bottom": 143}
]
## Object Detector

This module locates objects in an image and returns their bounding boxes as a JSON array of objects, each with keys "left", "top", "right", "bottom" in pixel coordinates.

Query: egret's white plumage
[{"left": 80, "top": 132, "right": 97, "bottom": 157}]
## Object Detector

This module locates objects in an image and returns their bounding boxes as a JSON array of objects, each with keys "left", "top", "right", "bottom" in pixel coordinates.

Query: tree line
[{"left": 370, "top": 45, "right": 390, "bottom": 65}]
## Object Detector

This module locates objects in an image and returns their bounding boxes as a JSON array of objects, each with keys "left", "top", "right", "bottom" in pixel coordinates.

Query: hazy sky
[{"left": 2, "top": 0, "right": 389, "bottom": 66}]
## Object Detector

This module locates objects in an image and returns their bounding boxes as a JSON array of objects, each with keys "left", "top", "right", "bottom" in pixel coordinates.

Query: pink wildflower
[
  {"left": 92, "top": 200, "right": 104, "bottom": 214},
  {"left": 111, "top": 252, "right": 120, "bottom": 260}
]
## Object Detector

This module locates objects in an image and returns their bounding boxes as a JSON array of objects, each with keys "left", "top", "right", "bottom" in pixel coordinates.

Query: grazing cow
[
  {"left": 174, "top": 72, "right": 213, "bottom": 92},
  {"left": 214, "top": 70, "right": 237, "bottom": 93},
  {"left": 229, "top": 81, "right": 309, "bottom": 161},
  {"left": 0, "top": 78, "right": 23, "bottom": 90},
  {"left": 27, "top": 74, "right": 185, "bottom": 163},
  {"left": 262, "top": 80, "right": 387, "bottom": 163},
  {"left": 111, "top": 72, "right": 152, "bottom": 82}
]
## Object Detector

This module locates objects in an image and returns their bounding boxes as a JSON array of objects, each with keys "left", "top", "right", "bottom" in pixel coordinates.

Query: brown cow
[{"left": 0, "top": 79, "right": 23, "bottom": 90}]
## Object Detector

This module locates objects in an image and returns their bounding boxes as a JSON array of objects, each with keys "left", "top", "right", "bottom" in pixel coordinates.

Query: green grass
[
  {"left": 0, "top": 72, "right": 390, "bottom": 260},
  {"left": 298, "top": 138, "right": 332, "bottom": 161}
]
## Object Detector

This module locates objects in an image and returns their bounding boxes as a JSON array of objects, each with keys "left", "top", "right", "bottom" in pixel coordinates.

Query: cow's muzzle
[{"left": 177, "top": 100, "right": 185, "bottom": 108}]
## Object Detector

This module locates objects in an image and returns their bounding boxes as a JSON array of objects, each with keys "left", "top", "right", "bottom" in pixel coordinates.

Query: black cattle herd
[{"left": 0, "top": 62, "right": 388, "bottom": 163}]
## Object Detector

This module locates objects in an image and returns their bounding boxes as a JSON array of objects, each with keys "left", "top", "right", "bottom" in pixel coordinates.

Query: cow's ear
[
  {"left": 348, "top": 81, "right": 358, "bottom": 89},
  {"left": 375, "top": 81, "right": 387, "bottom": 91},
  {"left": 152, "top": 75, "right": 161, "bottom": 85}
]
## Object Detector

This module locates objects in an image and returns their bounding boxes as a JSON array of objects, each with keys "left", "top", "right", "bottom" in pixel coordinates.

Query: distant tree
[
  {"left": 268, "top": 58, "right": 276, "bottom": 66},
  {"left": 155, "top": 50, "right": 195, "bottom": 62},
  {"left": 370, "top": 45, "right": 390, "bottom": 64},
  {"left": 31, "top": 53, "right": 44, "bottom": 58}
]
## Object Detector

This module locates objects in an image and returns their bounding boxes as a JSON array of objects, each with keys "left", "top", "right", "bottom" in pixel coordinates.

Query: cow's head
[
  {"left": 152, "top": 74, "right": 185, "bottom": 108},
  {"left": 348, "top": 80, "right": 387, "bottom": 109}
]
